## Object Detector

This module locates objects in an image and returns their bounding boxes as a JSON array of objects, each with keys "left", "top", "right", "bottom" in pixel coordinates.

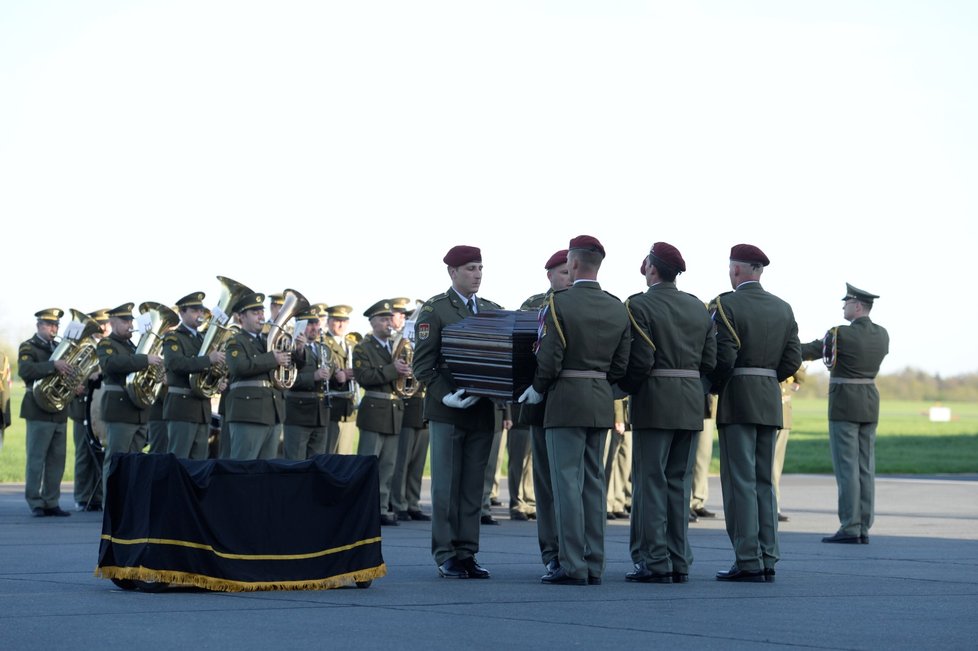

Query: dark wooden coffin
[{"left": 441, "top": 310, "right": 539, "bottom": 400}]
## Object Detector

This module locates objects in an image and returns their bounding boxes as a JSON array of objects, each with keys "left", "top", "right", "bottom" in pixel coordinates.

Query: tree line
[{"left": 797, "top": 367, "right": 978, "bottom": 402}]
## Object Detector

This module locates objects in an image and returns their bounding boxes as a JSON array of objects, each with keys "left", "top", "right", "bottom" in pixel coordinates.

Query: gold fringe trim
[
  {"left": 99, "top": 534, "right": 382, "bottom": 561},
  {"left": 95, "top": 563, "right": 387, "bottom": 592}
]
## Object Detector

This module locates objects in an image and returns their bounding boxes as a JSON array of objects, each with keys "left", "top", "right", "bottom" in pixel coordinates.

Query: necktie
[{"left": 467, "top": 298, "right": 476, "bottom": 314}]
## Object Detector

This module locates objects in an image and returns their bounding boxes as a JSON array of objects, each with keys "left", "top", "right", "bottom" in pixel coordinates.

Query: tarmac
[{"left": 1, "top": 472, "right": 976, "bottom": 650}]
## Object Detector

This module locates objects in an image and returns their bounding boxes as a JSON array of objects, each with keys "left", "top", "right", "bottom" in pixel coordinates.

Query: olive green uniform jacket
[
  {"left": 532, "top": 281, "right": 630, "bottom": 428},
  {"left": 621, "top": 282, "right": 717, "bottom": 430},
  {"left": 162, "top": 324, "right": 213, "bottom": 424},
  {"left": 515, "top": 291, "right": 548, "bottom": 428},
  {"left": 323, "top": 334, "right": 357, "bottom": 421},
  {"left": 18, "top": 335, "right": 70, "bottom": 423},
  {"left": 413, "top": 289, "right": 501, "bottom": 430},
  {"left": 284, "top": 342, "right": 330, "bottom": 427},
  {"left": 353, "top": 335, "right": 404, "bottom": 435},
  {"left": 708, "top": 283, "right": 801, "bottom": 427},
  {"left": 97, "top": 333, "right": 152, "bottom": 424},
  {"left": 225, "top": 331, "right": 287, "bottom": 426},
  {"left": 801, "top": 316, "right": 889, "bottom": 423}
]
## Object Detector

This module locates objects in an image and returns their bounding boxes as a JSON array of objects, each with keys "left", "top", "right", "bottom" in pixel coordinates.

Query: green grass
[{"left": 2, "top": 386, "right": 976, "bottom": 481}]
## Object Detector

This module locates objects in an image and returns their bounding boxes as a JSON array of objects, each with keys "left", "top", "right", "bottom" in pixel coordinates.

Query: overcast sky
[{"left": 1, "top": 1, "right": 975, "bottom": 376}]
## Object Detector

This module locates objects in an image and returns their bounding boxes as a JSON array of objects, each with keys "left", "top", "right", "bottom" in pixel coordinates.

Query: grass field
[{"left": 1, "top": 386, "right": 976, "bottom": 482}]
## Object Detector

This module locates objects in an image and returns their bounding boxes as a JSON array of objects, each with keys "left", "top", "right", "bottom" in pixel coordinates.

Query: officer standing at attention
[
  {"left": 97, "top": 303, "right": 164, "bottom": 490},
  {"left": 225, "top": 292, "right": 293, "bottom": 460},
  {"left": 709, "top": 245, "right": 801, "bottom": 582},
  {"left": 19, "top": 308, "right": 72, "bottom": 516},
  {"left": 163, "top": 292, "right": 225, "bottom": 460},
  {"left": 520, "top": 235, "right": 630, "bottom": 586},
  {"left": 801, "top": 284, "right": 889, "bottom": 544},
  {"left": 413, "top": 245, "right": 502, "bottom": 579},
  {"left": 282, "top": 304, "right": 331, "bottom": 460},
  {"left": 620, "top": 242, "right": 716, "bottom": 583},
  {"left": 323, "top": 305, "right": 359, "bottom": 455}
]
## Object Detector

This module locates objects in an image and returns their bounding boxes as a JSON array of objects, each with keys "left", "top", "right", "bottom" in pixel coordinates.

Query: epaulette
[
  {"left": 603, "top": 290, "right": 622, "bottom": 301},
  {"left": 422, "top": 293, "right": 448, "bottom": 312},
  {"left": 708, "top": 291, "right": 733, "bottom": 311},
  {"left": 626, "top": 291, "right": 644, "bottom": 301},
  {"left": 482, "top": 298, "right": 503, "bottom": 310},
  {"left": 163, "top": 331, "right": 179, "bottom": 344}
]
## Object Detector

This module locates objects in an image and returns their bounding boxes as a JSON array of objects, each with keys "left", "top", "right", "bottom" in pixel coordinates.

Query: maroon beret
[
  {"left": 729, "top": 243, "right": 770, "bottom": 267},
  {"left": 649, "top": 241, "right": 686, "bottom": 273},
  {"left": 544, "top": 249, "right": 568, "bottom": 270},
  {"left": 640, "top": 257, "right": 648, "bottom": 275},
  {"left": 443, "top": 245, "right": 482, "bottom": 267},
  {"left": 568, "top": 235, "right": 605, "bottom": 258}
]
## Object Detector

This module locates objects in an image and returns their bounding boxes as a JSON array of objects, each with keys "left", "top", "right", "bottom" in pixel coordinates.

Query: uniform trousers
[
  {"left": 358, "top": 429, "right": 399, "bottom": 516},
  {"left": 481, "top": 428, "right": 505, "bottom": 515},
  {"left": 102, "top": 421, "right": 147, "bottom": 493},
  {"left": 690, "top": 419, "right": 716, "bottom": 511},
  {"left": 147, "top": 419, "right": 168, "bottom": 454},
  {"left": 167, "top": 421, "right": 210, "bottom": 460},
  {"left": 283, "top": 424, "right": 327, "bottom": 460},
  {"left": 773, "top": 428, "right": 790, "bottom": 512},
  {"left": 630, "top": 428, "right": 695, "bottom": 573},
  {"left": 530, "top": 425, "right": 558, "bottom": 566},
  {"left": 229, "top": 422, "right": 278, "bottom": 460},
  {"left": 507, "top": 426, "right": 535, "bottom": 516},
  {"left": 828, "top": 420, "right": 877, "bottom": 537},
  {"left": 25, "top": 420, "right": 67, "bottom": 510},
  {"left": 546, "top": 426, "right": 607, "bottom": 581},
  {"left": 605, "top": 429, "right": 632, "bottom": 513},
  {"left": 327, "top": 419, "right": 357, "bottom": 455},
  {"left": 718, "top": 423, "right": 779, "bottom": 571},
  {"left": 218, "top": 418, "right": 232, "bottom": 458},
  {"left": 428, "top": 419, "right": 493, "bottom": 565},
  {"left": 390, "top": 424, "right": 429, "bottom": 513},
  {"left": 72, "top": 418, "right": 102, "bottom": 506}
]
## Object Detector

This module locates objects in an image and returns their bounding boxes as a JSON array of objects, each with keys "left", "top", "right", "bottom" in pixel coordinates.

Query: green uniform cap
[
  {"left": 107, "top": 303, "right": 136, "bottom": 320},
  {"left": 175, "top": 292, "right": 206, "bottom": 309},
  {"left": 328, "top": 304, "right": 353, "bottom": 320},
  {"left": 843, "top": 283, "right": 879, "bottom": 305},
  {"left": 35, "top": 307, "right": 64, "bottom": 323},
  {"left": 231, "top": 292, "right": 266, "bottom": 314},
  {"left": 363, "top": 300, "right": 394, "bottom": 318}
]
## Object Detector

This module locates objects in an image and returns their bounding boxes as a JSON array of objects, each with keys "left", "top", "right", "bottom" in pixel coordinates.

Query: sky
[{"left": 1, "top": 1, "right": 976, "bottom": 376}]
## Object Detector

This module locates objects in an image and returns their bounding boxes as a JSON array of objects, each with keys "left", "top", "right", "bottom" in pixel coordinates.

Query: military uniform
[
  {"left": 414, "top": 279, "right": 501, "bottom": 573},
  {"left": 19, "top": 309, "right": 71, "bottom": 515},
  {"left": 531, "top": 237, "right": 631, "bottom": 584},
  {"left": 689, "top": 394, "right": 718, "bottom": 518},
  {"left": 225, "top": 292, "right": 289, "bottom": 460},
  {"left": 709, "top": 245, "right": 801, "bottom": 581},
  {"left": 323, "top": 305, "right": 359, "bottom": 455},
  {"left": 619, "top": 250, "right": 717, "bottom": 582},
  {"left": 282, "top": 304, "right": 330, "bottom": 460},
  {"left": 605, "top": 397, "right": 631, "bottom": 518},
  {"left": 773, "top": 365, "right": 806, "bottom": 520},
  {"left": 801, "top": 284, "right": 889, "bottom": 543},
  {"left": 147, "top": 389, "right": 168, "bottom": 453}
]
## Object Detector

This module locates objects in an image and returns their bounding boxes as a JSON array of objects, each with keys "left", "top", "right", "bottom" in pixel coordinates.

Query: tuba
[
  {"left": 391, "top": 329, "right": 418, "bottom": 398},
  {"left": 125, "top": 302, "right": 179, "bottom": 409},
  {"left": 345, "top": 332, "right": 363, "bottom": 408},
  {"left": 190, "top": 276, "right": 253, "bottom": 398},
  {"left": 32, "top": 309, "right": 103, "bottom": 413},
  {"left": 267, "top": 288, "right": 310, "bottom": 390}
]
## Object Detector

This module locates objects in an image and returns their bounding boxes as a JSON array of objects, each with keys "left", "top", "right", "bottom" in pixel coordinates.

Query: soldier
[
  {"left": 264, "top": 293, "right": 287, "bottom": 456},
  {"left": 162, "top": 292, "right": 224, "bottom": 460},
  {"left": 708, "top": 244, "right": 801, "bottom": 582},
  {"left": 68, "top": 308, "right": 110, "bottom": 511},
  {"left": 18, "top": 308, "right": 72, "bottom": 516},
  {"left": 282, "top": 303, "right": 331, "bottom": 460},
  {"left": 774, "top": 365, "right": 806, "bottom": 522},
  {"left": 801, "top": 284, "right": 889, "bottom": 544},
  {"left": 323, "top": 305, "right": 359, "bottom": 455},
  {"left": 225, "top": 292, "right": 294, "bottom": 460},
  {"left": 97, "top": 303, "right": 164, "bottom": 494},
  {"left": 413, "top": 244, "right": 502, "bottom": 579},
  {"left": 517, "top": 248, "right": 571, "bottom": 575},
  {"left": 389, "top": 298, "right": 432, "bottom": 522},
  {"left": 520, "top": 235, "right": 631, "bottom": 586},
  {"left": 620, "top": 242, "right": 716, "bottom": 583},
  {"left": 354, "top": 300, "right": 409, "bottom": 526}
]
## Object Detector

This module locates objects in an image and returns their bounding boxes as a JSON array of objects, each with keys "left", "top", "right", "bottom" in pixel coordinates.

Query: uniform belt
[
  {"left": 829, "top": 378, "right": 876, "bottom": 385},
  {"left": 167, "top": 387, "right": 195, "bottom": 396},
  {"left": 102, "top": 384, "right": 126, "bottom": 392},
  {"left": 286, "top": 391, "right": 323, "bottom": 399},
  {"left": 730, "top": 367, "right": 777, "bottom": 378},
  {"left": 558, "top": 370, "right": 606, "bottom": 379},
  {"left": 362, "top": 390, "right": 399, "bottom": 400},
  {"left": 230, "top": 380, "right": 272, "bottom": 390},
  {"left": 650, "top": 369, "right": 701, "bottom": 378}
]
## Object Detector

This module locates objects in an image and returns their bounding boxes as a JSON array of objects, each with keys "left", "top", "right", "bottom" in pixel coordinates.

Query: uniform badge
[
  {"left": 20, "top": 354, "right": 29, "bottom": 361},
  {"left": 170, "top": 344, "right": 179, "bottom": 351},
  {"left": 231, "top": 350, "right": 238, "bottom": 358},
  {"left": 354, "top": 360, "right": 362, "bottom": 368},
  {"left": 418, "top": 323, "right": 430, "bottom": 341},
  {"left": 105, "top": 348, "right": 114, "bottom": 355}
]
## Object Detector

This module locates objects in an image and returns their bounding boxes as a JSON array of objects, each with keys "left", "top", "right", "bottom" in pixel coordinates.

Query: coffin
[{"left": 441, "top": 309, "right": 539, "bottom": 400}]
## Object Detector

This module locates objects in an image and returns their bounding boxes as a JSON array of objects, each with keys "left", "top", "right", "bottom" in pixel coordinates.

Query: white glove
[
  {"left": 518, "top": 385, "right": 544, "bottom": 404},
  {"left": 442, "top": 388, "right": 479, "bottom": 409}
]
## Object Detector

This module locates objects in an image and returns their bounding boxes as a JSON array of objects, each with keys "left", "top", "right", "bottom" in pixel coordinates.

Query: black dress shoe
[
  {"left": 607, "top": 512, "right": 617, "bottom": 520},
  {"left": 541, "top": 567, "right": 586, "bottom": 585},
  {"left": 31, "top": 507, "right": 47, "bottom": 517},
  {"left": 526, "top": 512, "right": 537, "bottom": 520},
  {"left": 626, "top": 564, "right": 673, "bottom": 584},
  {"left": 715, "top": 566, "right": 765, "bottom": 582},
  {"left": 587, "top": 575, "right": 602, "bottom": 585},
  {"left": 407, "top": 510, "right": 431, "bottom": 521},
  {"left": 490, "top": 498, "right": 502, "bottom": 507},
  {"left": 396, "top": 510, "right": 412, "bottom": 521},
  {"left": 764, "top": 568, "right": 776, "bottom": 582},
  {"left": 438, "top": 557, "right": 468, "bottom": 578},
  {"left": 480, "top": 514, "right": 499, "bottom": 525},
  {"left": 379, "top": 514, "right": 399, "bottom": 526},
  {"left": 541, "top": 558, "right": 561, "bottom": 580},
  {"left": 692, "top": 507, "right": 716, "bottom": 518},
  {"left": 822, "top": 531, "right": 861, "bottom": 544},
  {"left": 86, "top": 503, "right": 103, "bottom": 512},
  {"left": 777, "top": 513, "right": 790, "bottom": 522},
  {"left": 459, "top": 556, "right": 491, "bottom": 579},
  {"left": 45, "top": 507, "right": 71, "bottom": 517},
  {"left": 510, "top": 511, "right": 529, "bottom": 521},
  {"left": 672, "top": 572, "right": 689, "bottom": 583},
  {"left": 688, "top": 512, "right": 698, "bottom": 523},
  {"left": 612, "top": 511, "right": 628, "bottom": 519},
  {"left": 860, "top": 535, "right": 869, "bottom": 544}
]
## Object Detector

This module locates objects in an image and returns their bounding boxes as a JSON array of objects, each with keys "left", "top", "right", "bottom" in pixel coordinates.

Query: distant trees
[{"left": 798, "top": 366, "right": 978, "bottom": 402}]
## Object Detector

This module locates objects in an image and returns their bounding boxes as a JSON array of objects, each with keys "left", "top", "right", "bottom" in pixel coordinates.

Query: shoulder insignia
[
  {"left": 417, "top": 323, "right": 430, "bottom": 341},
  {"left": 422, "top": 304, "right": 434, "bottom": 312},
  {"left": 231, "top": 350, "right": 238, "bottom": 358},
  {"left": 20, "top": 354, "right": 30, "bottom": 361},
  {"left": 170, "top": 344, "right": 179, "bottom": 352},
  {"left": 354, "top": 359, "right": 362, "bottom": 368},
  {"left": 105, "top": 348, "right": 114, "bottom": 355}
]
